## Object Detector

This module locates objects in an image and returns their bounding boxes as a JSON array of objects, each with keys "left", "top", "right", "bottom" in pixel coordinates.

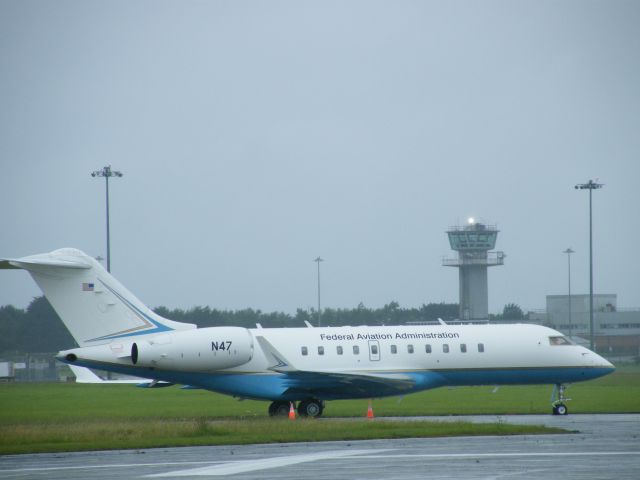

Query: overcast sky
[{"left": 1, "top": 1, "right": 639, "bottom": 316}]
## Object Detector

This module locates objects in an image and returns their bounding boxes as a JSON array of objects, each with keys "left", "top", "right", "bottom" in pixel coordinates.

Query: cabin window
[
  {"left": 407, "top": 344, "right": 414, "bottom": 354},
  {"left": 337, "top": 346, "right": 343, "bottom": 355},
  {"left": 425, "top": 344, "right": 432, "bottom": 353},
  {"left": 460, "top": 343, "right": 467, "bottom": 353},
  {"left": 371, "top": 344, "right": 379, "bottom": 355},
  {"left": 478, "top": 343, "right": 484, "bottom": 353},
  {"left": 443, "top": 344, "right": 450, "bottom": 353},
  {"left": 301, "top": 346, "right": 308, "bottom": 356},
  {"left": 318, "top": 346, "right": 325, "bottom": 355},
  {"left": 390, "top": 345, "right": 397, "bottom": 354},
  {"left": 353, "top": 345, "right": 360, "bottom": 355},
  {"left": 549, "top": 336, "right": 572, "bottom": 346}
]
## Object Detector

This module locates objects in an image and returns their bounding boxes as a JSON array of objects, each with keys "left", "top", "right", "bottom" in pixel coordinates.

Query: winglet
[
  {"left": 255, "top": 336, "right": 297, "bottom": 372},
  {"left": 69, "top": 365, "right": 105, "bottom": 383}
]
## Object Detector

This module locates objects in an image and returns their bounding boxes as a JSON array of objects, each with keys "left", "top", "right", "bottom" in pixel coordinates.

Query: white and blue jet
[{"left": 1, "top": 248, "right": 614, "bottom": 417}]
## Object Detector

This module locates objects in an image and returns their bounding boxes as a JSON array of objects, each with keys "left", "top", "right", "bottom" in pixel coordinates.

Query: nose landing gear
[{"left": 551, "top": 384, "right": 571, "bottom": 415}]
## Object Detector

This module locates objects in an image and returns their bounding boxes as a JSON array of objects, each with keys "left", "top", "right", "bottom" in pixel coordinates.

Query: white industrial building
[{"left": 529, "top": 294, "right": 640, "bottom": 357}]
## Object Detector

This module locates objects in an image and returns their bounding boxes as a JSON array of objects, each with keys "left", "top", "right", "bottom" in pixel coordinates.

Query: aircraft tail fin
[{"left": 1, "top": 248, "right": 195, "bottom": 347}]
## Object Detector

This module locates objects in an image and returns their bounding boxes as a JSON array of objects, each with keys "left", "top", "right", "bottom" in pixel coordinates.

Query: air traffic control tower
[{"left": 443, "top": 220, "right": 504, "bottom": 321}]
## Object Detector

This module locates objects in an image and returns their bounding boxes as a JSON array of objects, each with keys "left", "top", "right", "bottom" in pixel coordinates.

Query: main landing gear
[
  {"left": 297, "top": 399, "right": 324, "bottom": 417},
  {"left": 268, "top": 401, "right": 291, "bottom": 417},
  {"left": 268, "top": 399, "right": 324, "bottom": 418},
  {"left": 551, "top": 383, "right": 570, "bottom": 415}
]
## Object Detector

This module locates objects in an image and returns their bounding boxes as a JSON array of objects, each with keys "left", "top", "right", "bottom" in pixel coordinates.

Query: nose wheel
[{"left": 551, "top": 384, "right": 571, "bottom": 415}]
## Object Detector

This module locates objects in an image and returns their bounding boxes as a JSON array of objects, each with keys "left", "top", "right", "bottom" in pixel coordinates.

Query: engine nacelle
[{"left": 131, "top": 327, "right": 253, "bottom": 372}]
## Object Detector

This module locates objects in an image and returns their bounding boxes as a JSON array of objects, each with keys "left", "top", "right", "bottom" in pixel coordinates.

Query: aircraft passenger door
[{"left": 368, "top": 340, "right": 380, "bottom": 361}]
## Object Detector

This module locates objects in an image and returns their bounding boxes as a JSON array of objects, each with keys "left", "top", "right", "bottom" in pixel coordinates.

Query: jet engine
[{"left": 131, "top": 326, "right": 253, "bottom": 372}]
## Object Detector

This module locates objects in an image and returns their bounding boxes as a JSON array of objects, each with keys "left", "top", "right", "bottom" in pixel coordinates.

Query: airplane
[{"left": 1, "top": 248, "right": 615, "bottom": 417}]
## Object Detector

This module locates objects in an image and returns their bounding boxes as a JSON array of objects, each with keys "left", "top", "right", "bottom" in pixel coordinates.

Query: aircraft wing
[
  {"left": 255, "top": 335, "right": 416, "bottom": 397},
  {"left": 280, "top": 370, "right": 416, "bottom": 398}
]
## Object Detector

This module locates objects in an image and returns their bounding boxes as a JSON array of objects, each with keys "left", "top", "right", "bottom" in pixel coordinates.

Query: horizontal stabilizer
[{"left": 0, "top": 253, "right": 91, "bottom": 270}]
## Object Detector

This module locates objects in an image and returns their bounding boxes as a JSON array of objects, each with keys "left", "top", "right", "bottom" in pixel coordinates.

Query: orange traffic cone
[
  {"left": 288, "top": 402, "right": 296, "bottom": 420},
  {"left": 367, "top": 400, "right": 374, "bottom": 419}
]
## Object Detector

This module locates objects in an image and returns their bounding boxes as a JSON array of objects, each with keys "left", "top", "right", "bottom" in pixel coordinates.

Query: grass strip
[
  {"left": 1, "top": 365, "right": 635, "bottom": 454},
  {"left": 0, "top": 418, "right": 565, "bottom": 455},
  {"left": 2, "top": 379, "right": 639, "bottom": 426}
]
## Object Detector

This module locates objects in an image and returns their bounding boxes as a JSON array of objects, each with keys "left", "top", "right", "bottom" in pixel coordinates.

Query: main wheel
[
  {"left": 556, "top": 404, "right": 568, "bottom": 415},
  {"left": 269, "top": 401, "right": 292, "bottom": 417},
  {"left": 297, "top": 399, "right": 324, "bottom": 418}
]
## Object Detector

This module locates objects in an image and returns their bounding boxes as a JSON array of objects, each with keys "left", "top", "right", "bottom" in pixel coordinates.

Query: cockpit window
[{"left": 549, "top": 336, "right": 572, "bottom": 346}]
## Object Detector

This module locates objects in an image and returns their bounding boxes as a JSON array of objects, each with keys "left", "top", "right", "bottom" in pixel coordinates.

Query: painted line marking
[{"left": 145, "top": 449, "right": 389, "bottom": 477}]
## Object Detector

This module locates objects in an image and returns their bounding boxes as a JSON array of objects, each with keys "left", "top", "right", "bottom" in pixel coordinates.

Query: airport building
[{"left": 529, "top": 294, "right": 640, "bottom": 357}]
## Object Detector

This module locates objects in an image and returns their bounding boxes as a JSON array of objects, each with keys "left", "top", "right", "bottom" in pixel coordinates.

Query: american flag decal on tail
[{"left": 82, "top": 282, "right": 94, "bottom": 291}]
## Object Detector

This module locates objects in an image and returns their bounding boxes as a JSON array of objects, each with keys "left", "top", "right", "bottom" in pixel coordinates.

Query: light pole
[
  {"left": 563, "top": 248, "right": 574, "bottom": 339},
  {"left": 314, "top": 257, "right": 323, "bottom": 327},
  {"left": 574, "top": 180, "right": 603, "bottom": 351},
  {"left": 91, "top": 165, "right": 123, "bottom": 272}
]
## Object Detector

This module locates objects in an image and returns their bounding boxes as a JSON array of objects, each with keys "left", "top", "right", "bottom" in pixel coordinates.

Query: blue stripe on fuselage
[{"left": 435, "top": 366, "right": 614, "bottom": 386}]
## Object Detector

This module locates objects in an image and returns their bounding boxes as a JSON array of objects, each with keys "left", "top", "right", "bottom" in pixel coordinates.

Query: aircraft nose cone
[
  {"left": 577, "top": 348, "right": 615, "bottom": 379},
  {"left": 600, "top": 356, "right": 615, "bottom": 370},
  {"left": 590, "top": 352, "right": 615, "bottom": 375}
]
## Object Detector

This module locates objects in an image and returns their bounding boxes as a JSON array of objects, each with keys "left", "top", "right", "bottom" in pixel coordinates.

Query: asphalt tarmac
[{"left": 1, "top": 414, "right": 639, "bottom": 479}]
